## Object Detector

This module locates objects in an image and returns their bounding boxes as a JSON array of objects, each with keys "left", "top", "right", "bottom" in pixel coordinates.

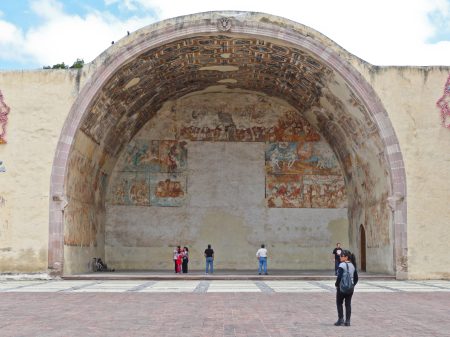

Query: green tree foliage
[
  {"left": 70, "top": 59, "right": 84, "bottom": 69},
  {"left": 43, "top": 59, "right": 84, "bottom": 69}
]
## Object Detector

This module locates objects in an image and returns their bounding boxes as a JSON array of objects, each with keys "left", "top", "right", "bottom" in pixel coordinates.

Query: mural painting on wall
[
  {"left": 265, "top": 141, "right": 346, "bottom": 208},
  {"left": 159, "top": 140, "right": 187, "bottom": 173},
  {"left": 175, "top": 96, "right": 321, "bottom": 143},
  {"left": 109, "top": 172, "right": 151, "bottom": 206},
  {"left": 81, "top": 35, "right": 332, "bottom": 156},
  {"left": 111, "top": 140, "right": 187, "bottom": 206},
  {"left": 150, "top": 173, "right": 187, "bottom": 207},
  {"left": 364, "top": 194, "right": 390, "bottom": 248},
  {"left": 0, "top": 90, "right": 10, "bottom": 144},
  {"left": 437, "top": 73, "right": 450, "bottom": 129},
  {"left": 66, "top": 151, "right": 108, "bottom": 205},
  {"left": 266, "top": 174, "right": 346, "bottom": 208},
  {"left": 64, "top": 203, "right": 99, "bottom": 246},
  {"left": 122, "top": 140, "right": 160, "bottom": 172},
  {"left": 265, "top": 141, "right": 341, "bottom": 175}
]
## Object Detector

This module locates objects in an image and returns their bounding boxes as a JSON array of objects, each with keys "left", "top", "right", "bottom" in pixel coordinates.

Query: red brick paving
[{"left": 0, "top": 292, "right": 449, "bottom": 336}]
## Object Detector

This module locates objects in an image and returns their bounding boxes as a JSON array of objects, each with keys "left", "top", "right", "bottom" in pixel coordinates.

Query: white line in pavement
[{"left": 0, "top": 280, "right": 449, "bottom": 293}]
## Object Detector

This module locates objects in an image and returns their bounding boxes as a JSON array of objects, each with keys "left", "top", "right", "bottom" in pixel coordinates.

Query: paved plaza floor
[{"left": 1, "top": 280, "right": 450, "bottom": 336}]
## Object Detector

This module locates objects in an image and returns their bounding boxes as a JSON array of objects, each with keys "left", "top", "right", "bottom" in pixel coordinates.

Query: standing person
[
  {"left": 256, "top": 244, "right": 268, "bottom": 275},
  {"left": 334, "top": 250, "right": 358, "bottom": 327},
  {"left": 182, "top": 246, "right": 189, "bottom": 274},
  {"left": 204, "top": 244, "right": 214, "bottom": 274},
  {"left": 332, "top": 243, "right": 343, "bottom": 275},
  {"left": 176, "top": 246, "right": 183, "bottom": 274},
  {"left": 173, "top": 246, "right": 181, "bottom": 273}
]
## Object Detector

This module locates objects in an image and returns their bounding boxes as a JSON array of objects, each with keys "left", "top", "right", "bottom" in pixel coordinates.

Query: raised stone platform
[{"left": 62, "top": 269, "right": 395, "bottom": 281}]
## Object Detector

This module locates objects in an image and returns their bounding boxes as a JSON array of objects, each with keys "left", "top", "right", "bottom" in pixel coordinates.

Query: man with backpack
[{"left": 334, "top": 250, "right": 358, "bottom": 327}]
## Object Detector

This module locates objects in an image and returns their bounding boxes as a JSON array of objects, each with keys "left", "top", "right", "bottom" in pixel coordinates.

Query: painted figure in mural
[
  {"left": 173, "top": 246, "right": 181, "bottom": 273},
  {"left": 436, "top": 74, "right": 450, "bottom": 128},
  {"left": 334, "top": 250, "right": 358, "bottom": 327},
  {"left": 0, "top": 91, "right": 10, "bottom": 144},
  {"left": 332, "top": 243, "right": 343, "bottom": 275},
  {"left": 129, "top": 179, "right": 150, "bottom": 205},
  {"left": 160, "top": 140, "right": 187, "bottom": 173},
  {"left": 182, "top": 246, "right": 189, "bottom": 274},
  {"left": 155, "top": 179, "right": 185, "bottom": 198},
  {"left": 204, "top": 244, "right": 214, "bottom": 274},
  {"left": 256, "top": 244, "right": 268, "bottom": 275}
]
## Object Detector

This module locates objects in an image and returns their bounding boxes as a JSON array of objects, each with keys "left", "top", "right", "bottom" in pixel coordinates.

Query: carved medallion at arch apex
[
  {"left": 79, "top": 35, "right": 333, "bottom": 157},
  {"left": 217, "top": 17, "right": 232, "bottom": 31},
  {"left": 0, "top": 90, "right": 10, "bottom": 144}
]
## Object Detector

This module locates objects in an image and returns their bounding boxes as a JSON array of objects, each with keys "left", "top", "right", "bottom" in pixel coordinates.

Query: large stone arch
[{"left": 48, "top": 11, "right": 407, "bottom": 278}]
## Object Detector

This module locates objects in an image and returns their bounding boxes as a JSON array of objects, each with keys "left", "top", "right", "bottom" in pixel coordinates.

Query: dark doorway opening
[{"left": 360, "top": 224, "right": 367, "bottom": 272}]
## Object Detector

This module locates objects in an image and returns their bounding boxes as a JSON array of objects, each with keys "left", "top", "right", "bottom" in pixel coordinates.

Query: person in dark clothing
[
  {"left": 204, "top": 244, "right": 214, "bottom": 274},
  {"left": 334, "top": 250, "right": 358, "bottom": 327},
  {"left": 182, "top": 246, "right": 189, "bottom": 273}
]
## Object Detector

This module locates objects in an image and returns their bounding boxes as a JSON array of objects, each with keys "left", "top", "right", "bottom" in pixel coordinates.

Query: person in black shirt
[
  {"left": 204, "top": 244, "right": 214, "bottom": 274},
  {"left": 182, "top": 246, "right": 189, "bottom": 273}
]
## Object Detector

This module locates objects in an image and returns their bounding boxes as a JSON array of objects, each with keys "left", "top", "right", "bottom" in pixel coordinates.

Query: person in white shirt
[{"left": 256, "top": 244, "right": 268, "bottom": 275}]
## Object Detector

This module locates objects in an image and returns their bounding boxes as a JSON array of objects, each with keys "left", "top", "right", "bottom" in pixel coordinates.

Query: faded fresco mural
[
  {"left": 110, "top": 140, "right": 188, "bottom": 207},
  {"left": 109, "top": 92, "right": 346, "bottom": 209},
  {"left": 150, "top": 174, "right": 186, "bottom": 207},
  {"left": 80, "top": 36, "right": 333, "bottom": 157},
  {"left": 314, "top": 84, "right": 391, "bottom": 248},
  {"left": 265, "top": 141, "right": 346, "bottom": 208},
  {"left": 0, "top": 90, "right": 10, "bottom": 144},
  {"left": 437, "top": 73, "right": 450, "bottom": 129},
  {"left": 64, "top": 202, "right": 99, "bottom": 246},
  {"left": 121, "top": 140, "right": 160, "bottom": 172},
  {"left": 64, "top": 149, "right": 108, "bottom": 246},
  {"left": 109, "top": 172, "right": 151, "bottom": 206}
]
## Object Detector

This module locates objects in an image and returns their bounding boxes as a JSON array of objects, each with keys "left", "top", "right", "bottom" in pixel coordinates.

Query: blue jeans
[
  {"left": 258, "top": 257, "right": 267, "bottom": 274},
  {"left": 205, "top": 257, "right": 214, "bottom": 274}
]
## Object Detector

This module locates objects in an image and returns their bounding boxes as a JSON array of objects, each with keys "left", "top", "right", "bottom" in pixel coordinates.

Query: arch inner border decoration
[
  {"left": 48, "top": 12, "right": 407, "bottom": 278},
  {"left": 0, "top": 90, "right": 10, "bottom": 144},
  {"left": 437, "top": 73, "right": 450, "bottom": 129}
]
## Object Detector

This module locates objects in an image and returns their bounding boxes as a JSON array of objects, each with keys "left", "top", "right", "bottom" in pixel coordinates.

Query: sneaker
[
  {"left": 344, "top": 321, "right": 351, "bottom": 326},
  {"left": 334, "top": 319, "right": 344, "bottom": 326}
]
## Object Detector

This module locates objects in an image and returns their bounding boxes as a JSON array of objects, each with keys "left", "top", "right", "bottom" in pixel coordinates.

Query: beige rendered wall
[
  {"left": 1, "top": 63, "right": 450, "bottom": 278},
  {"left": 0, "top": 69, "right": 92, "bottom": 273},
  {"left": 353, "top": 65, "right": 450, "bottom": 279}
]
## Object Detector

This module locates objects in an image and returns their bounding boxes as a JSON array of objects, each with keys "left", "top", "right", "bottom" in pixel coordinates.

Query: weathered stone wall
[
  {"left": 105, "top": 92, "right": 349, "bottom": 270},
  {"left": 0, "top": 70, "right": 81, "bottom": 272},
  {"left": 356, "top": 67, "right": 450, "bottom": 279},
  {"left": 0, "top": 12, "right": 449, "bottom": 278},
  {"left": 63, "top": 131, "right": 109, "bottom": 274}
]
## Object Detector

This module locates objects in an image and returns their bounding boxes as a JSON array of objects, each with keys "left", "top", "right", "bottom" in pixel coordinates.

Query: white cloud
[
  {"left": 30, "top": 0, "right": 64, "bottom": 19},
  {"left": 126, "top": 0, "right": 450, "bottom": 65},
  {"left": 0, "top": 0, "right": 156, "bottom": 68},
  {"left": 0, "top": 0, "right": 450, "bottom": 68},
  {"left": 0, "top": 20, "right": 27, "bottom": 63}
]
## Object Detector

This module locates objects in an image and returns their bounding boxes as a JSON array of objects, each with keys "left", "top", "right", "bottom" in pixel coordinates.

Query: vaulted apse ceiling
[{"left": 80, "top": 35, "right": 335, "bottom": 157}]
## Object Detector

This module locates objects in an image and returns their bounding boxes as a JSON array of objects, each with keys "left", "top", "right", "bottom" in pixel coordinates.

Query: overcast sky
[{"left": 0, "top": 0, "right": 449, "bottom": 70}]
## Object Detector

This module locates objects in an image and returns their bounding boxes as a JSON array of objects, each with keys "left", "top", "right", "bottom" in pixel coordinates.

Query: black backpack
[{"left": 339, "top": 262, "right": 354, "bottom": 294}]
